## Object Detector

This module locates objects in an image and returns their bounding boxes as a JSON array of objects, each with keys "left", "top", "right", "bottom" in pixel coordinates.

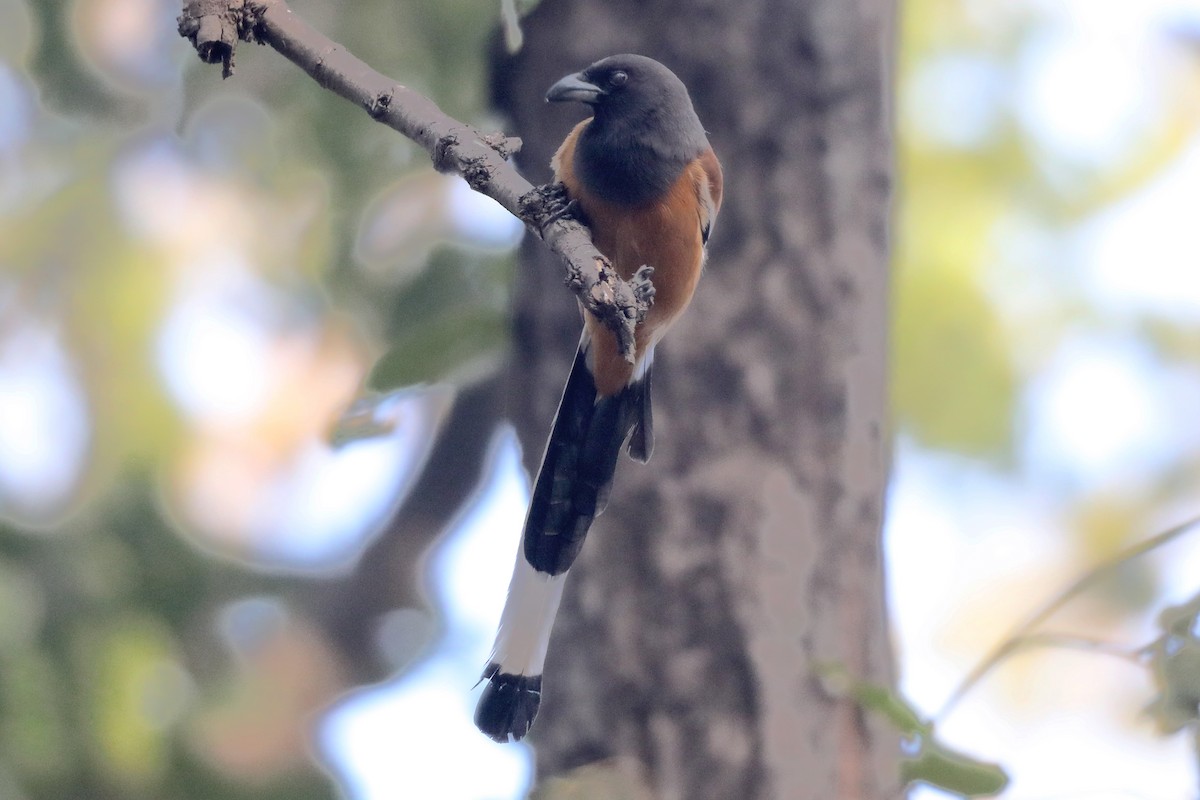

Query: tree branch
[{"left": 176, "top": 0, "right": 652, "bottom": 361}]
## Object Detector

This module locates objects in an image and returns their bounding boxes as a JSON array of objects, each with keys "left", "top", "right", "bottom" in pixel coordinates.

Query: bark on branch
[{"left": 176, "top": 0, "right": 651, "bottom": 361}]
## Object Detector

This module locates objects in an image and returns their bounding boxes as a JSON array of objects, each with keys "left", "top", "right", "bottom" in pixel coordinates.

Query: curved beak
[{"left": 545, "top": 72, "right": 603, "bottom": 104}]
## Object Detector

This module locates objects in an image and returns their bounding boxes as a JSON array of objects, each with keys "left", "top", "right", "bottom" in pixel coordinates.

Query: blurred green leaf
[
  {"left": 0, "top": 559, "right": 45, "bottom": 650},
  {"left": 817, "top": 663, "right": 1009, "bottom": 798},
  {"left": 1147, "top": 594, "right": 1200, "bottom": 734},
  {"left": 75, "top": 614, "right": 187, "bottom": 788},
  {"left": 900, "top": 741, "right": 1009, "bottom": 798},
  {"left": 367, "top": 247, "right": 512, "bottom": 389},
  {"left": 0, "top": 649, "right": 73, "bottom": 784},
  {"left": 368, "top": 306, "right": 508, "bottom": 389},
  {"left": 815, "top": 662, "right": 927, "bottom": 735},
  {"left": 28, "top": 0, "right": 128, "bottom": 116}
]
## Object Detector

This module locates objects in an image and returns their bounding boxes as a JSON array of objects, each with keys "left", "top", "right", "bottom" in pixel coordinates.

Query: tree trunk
[{"left": 492, "top": 0, "right": 897, "bottom": 796}]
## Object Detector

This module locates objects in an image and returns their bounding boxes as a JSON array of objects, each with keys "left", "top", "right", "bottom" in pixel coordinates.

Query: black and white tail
[{"left": 474, "top": 341, "right": 652, "bottom": 742}]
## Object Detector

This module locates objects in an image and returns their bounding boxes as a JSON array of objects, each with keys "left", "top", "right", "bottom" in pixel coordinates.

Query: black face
[
  {"left": 546, "top": 55, "right": 689, "bottom": 116},
  {"left": 580, "top": 61, "right": 632, "bottom": 98},
  {"left": 546, "top": 54, "right": 710, "bottom": 206}
]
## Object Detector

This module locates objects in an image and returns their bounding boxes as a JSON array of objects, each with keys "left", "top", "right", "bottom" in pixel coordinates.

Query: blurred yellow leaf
[
  {"left": 893, "top": 259, "right": 1017, "bottom": 457},
  {"left": 75, "top": 614, "right": 190, "bottom": 789}
]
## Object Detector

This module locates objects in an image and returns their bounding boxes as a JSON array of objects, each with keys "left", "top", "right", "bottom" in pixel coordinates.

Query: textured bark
[{"left": 493, "top": 0, "right": 896, "bottom": 798}]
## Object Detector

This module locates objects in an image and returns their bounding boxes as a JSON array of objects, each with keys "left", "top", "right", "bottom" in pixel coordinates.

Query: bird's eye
[{"left": 610, "top": 71, "right": 628, "bottom": 87}]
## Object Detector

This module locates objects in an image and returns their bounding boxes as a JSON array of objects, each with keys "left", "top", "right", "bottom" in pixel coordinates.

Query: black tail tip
[{"left": 475, "top": 663, "right": 542, "bottom": 743}]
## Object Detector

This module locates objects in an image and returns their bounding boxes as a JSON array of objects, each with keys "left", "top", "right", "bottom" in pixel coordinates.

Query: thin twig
[
  {"left": 938, "top": 513, "right": 1200, "bottom": 720},
  {"left": 1003, "top": 631, "right": 1147, "bottom": 663},
  {"left": 176, "top": 0, "right": 652, "bottom": 362}
]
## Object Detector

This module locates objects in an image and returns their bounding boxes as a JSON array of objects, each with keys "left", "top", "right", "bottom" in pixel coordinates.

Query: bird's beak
[{"left": 545, "top": 72, "right": 603, "bottom": 104}]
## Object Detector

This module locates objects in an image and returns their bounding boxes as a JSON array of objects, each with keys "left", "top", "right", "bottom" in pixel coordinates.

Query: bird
[{"left": 474, "top": 53, "right": 723, "bottom": 743}]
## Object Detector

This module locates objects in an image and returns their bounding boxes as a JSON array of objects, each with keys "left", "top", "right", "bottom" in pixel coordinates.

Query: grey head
[{"left": 546, "top": 54, "right": 710, "bottom": 207}]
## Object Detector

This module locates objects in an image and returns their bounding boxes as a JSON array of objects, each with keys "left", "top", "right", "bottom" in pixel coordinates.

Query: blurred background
[{"left": 2, "top": 0, "right": 1200, "bottom": 797}]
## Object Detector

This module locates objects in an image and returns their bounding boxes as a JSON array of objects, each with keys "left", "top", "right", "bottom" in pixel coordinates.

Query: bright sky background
[{"left": 320, "top": 430, "right": 534, "bottom": 800}]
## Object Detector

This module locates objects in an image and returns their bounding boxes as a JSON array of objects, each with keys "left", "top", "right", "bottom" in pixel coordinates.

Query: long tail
[{"left": 475, "top": 341, "right": 652, "bottom": 742}]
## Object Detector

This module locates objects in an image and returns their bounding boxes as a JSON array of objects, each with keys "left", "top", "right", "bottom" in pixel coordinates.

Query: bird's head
[
  {"left": 546, "top": 54, "right": 703, "bottom": 130},
  {"left": 546, "top": 54, "right": 710, "bottom": 205}
]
